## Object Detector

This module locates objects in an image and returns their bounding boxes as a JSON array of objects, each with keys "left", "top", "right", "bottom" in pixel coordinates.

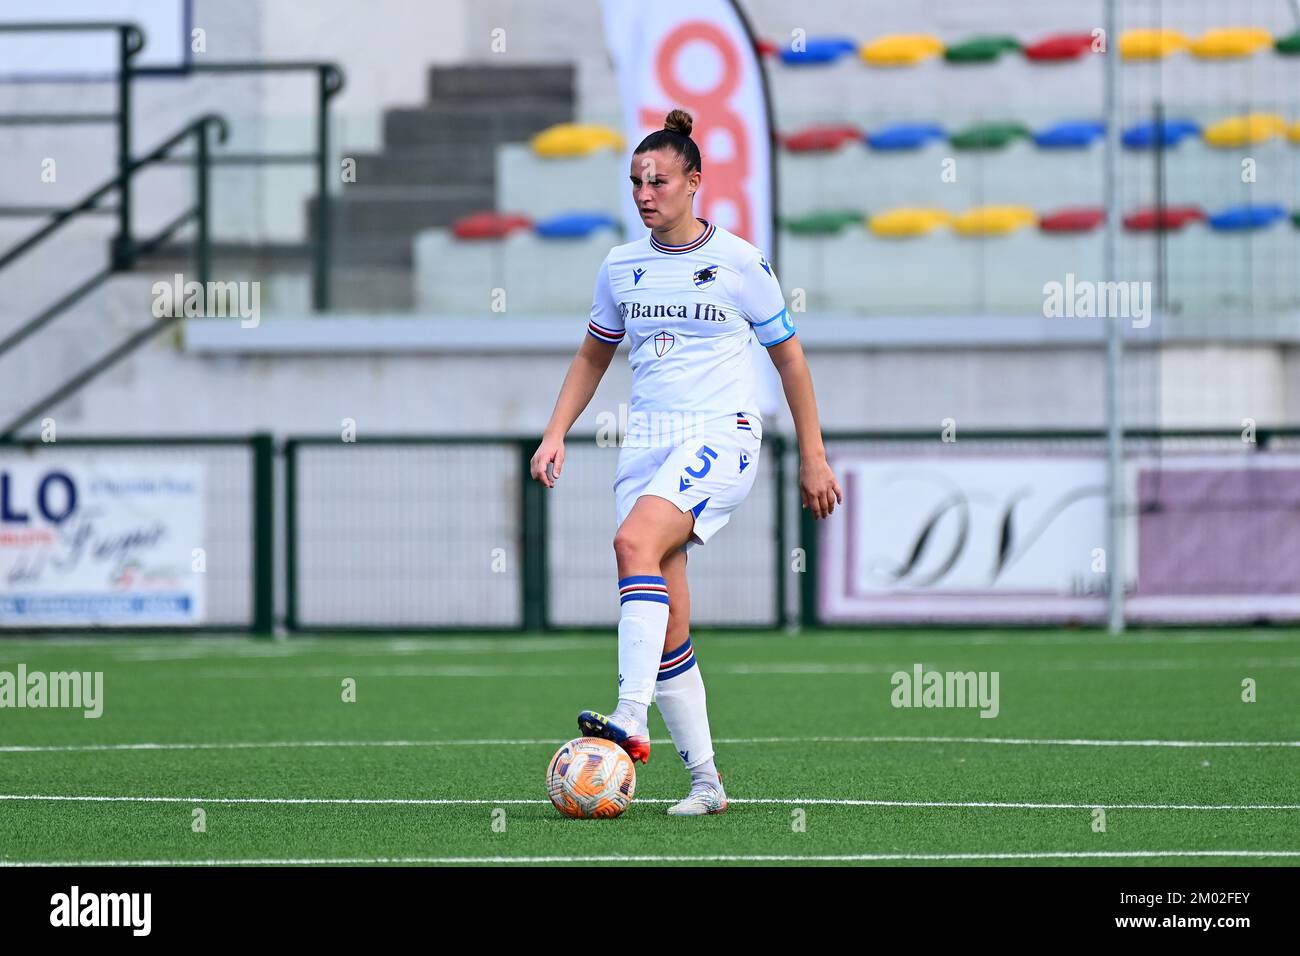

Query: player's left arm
[
  {"left": 766, "top": 336, "right": 842, "bottom": 518},
  {"left": 738, "top": 253, "right": 843, "bottom": 518}
]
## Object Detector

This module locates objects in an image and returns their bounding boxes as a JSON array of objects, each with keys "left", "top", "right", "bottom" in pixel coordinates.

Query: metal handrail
[
  {"left": 0, "top": 29, "right": 344, "bottom": 310},
  {"left": 133, "top": 60, "right": 346, "bottom": 309},
  {"left": 0, "top": 22, "right": 143, "bottom": 261},
  {"left": 0, "top": 115, "right": 228, "bottom": 439}
]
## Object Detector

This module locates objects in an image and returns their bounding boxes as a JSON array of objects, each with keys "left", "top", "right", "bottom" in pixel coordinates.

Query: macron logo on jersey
[
  {"left": 633, "top": 267, "right": 646, "bottom": 285},
  {"left": 759, "top": 256, "right": 773, "bottom": 276}
]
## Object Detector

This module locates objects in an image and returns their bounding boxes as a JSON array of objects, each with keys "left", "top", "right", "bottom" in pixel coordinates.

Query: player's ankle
[{"left": 611, "top": 699, "right": 648, "bottom": 730}]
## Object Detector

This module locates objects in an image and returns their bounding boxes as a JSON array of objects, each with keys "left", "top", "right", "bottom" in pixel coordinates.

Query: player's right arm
[{"left": 532, "top": 256, "right": 625, "bottom": 488}]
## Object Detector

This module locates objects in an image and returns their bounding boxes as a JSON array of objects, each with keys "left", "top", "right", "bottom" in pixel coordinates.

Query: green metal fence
[{"left": 5, "top": 429, "right": 1297, "bottom": 634}]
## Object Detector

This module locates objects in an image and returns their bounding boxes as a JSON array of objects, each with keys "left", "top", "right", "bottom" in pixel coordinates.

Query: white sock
[
  {"left": 611, "top": 574, "right": 669, "bottom": 730},
  {"left": 653, "top": 635, "right": 719, "bottom": 783}
]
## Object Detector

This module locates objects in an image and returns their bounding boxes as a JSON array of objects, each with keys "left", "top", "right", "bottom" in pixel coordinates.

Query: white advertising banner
[
  {"left": 819, "top": 454, "right": 1112, "bottom": 623},
  {"left": 0, "top": 459, "right": 205, "bottom": 626},
  {"left": 600, "top": 0, "right": 773, "bottom": 257}
]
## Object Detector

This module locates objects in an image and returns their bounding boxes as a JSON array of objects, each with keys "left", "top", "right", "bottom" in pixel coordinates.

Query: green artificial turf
[{"left": 0, "top": 629, "right": 1297, "bottom": 866}]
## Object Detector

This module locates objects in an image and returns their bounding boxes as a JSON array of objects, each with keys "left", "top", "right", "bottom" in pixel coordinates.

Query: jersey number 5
[{"left": 684, "top": 445, "right": 719, "bottom": 479}]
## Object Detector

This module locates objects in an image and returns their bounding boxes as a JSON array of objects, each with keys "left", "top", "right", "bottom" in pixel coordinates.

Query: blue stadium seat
[
  {"left": 866, "top": 122, "right": 947, "bottom": 151},
  {"left": 1122, "top": 119, "right": 1201, "bottom": 149},
  {"left": 779, "top": 37, "right": 857, "bottom": 65},
  {"left": 534, "top": 212, "right": 621, "bottom": 239},
  {"left": 1206, "top": 203, "right": 1288, "bottom": 231},
  {"left": 1033, "top": 120, "right": 1106, "bottom": 149}
]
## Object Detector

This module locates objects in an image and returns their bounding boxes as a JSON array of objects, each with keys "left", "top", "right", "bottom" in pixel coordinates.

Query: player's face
[{"left": 629, "top": 149, "right": 698, "bottom": 228}]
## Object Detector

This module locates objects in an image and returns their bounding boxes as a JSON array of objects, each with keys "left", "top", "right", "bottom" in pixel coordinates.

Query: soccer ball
[{"left": 546, "top": 736, "right": 636, "bottom": 819}]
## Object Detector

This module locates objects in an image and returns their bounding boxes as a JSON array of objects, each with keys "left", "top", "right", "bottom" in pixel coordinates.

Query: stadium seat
[
  {"left": 533, "top": 212, "right": 621, "bottom": 239},
  {"left": 780, "top": 210, "right": 865, "bottom": 235},
  {"left": 1123, "top": 205, "right": 1206, "bottom": 231},
  {"left": 1203, "top": 113, "right": 1288, "bottom": 147},
  {"left": 1189, "top": 27, "right": 1273, "bottom": 59},
  {"left": 859, "top": 34, "right": 945, "bottom": 67},
  {"left": 868, "top": 207, "right": 953, "bottom": 237},
  {"left": 1022, "top": 33, "right": 1096, "bottom": 61},
  {"left": 952, "top": 205, "right": 1037, "bottom": 236},
  {"left": 1206, "top": 203, "right": 1288, "bottom": 231},
  {"left": 415, "top": 228, "right": 611, "bottom": 312},
  {"left": 1118, "top": 29, "right": 1190, "bottom": 60},
  {"left": 1288, "top": 121, "right": 1300, "bottom": 144},
  {"left": 1276, "top": 30, "right": 1300, "bottom": 54},
  {"left": 943, "top": 35, "right": 1021, "bottom": 63},
  {"left": 1039, "top": 207, "right": 1106, "bottom": 232},
  {"left": 1122, "top": 118, "right": 1201, "bottom": 149},
  {"left": 451, "top": 211, "right": 534, "bottom": 240},
  {"left": 949, "top": 122, "right": 1032, "bottom": 150},
  {"left": 1032, "top": 120, "right": 1106, "bottom": 149},
  {"left": 530, "top": 123, "right": 624, "bottom": 158},
  {"left": 779, "top": 36, "right": 857, "bottom": 65},
  {"left": 780, "top": 124, "right": 863, "bottom": 153},
  {"left": 866, "top": 122, "right": 947, "bottom": 151}
]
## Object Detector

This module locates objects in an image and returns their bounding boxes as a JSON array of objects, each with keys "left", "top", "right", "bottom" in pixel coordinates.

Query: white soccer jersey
[{"left": 586, "top": 218, "right": 795, "bottom": 427}]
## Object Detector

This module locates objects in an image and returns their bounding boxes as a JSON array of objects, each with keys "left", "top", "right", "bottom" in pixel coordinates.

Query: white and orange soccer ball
[{"left": 546, "top": 736, "right": 637, "bottom": 819}]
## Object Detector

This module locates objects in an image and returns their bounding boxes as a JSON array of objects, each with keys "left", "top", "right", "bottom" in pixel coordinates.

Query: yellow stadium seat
[
  {"left": 1203, "top": 113, "right": 1288, "bottom": 147},
  {"left": 1119, "top": 29, "right": 1190, "bottom": 60},
  {"left": 530, "top": 123, "right": 625, "bottom": 158},
  {"left": 1189, "top": 27, "right": 1273, "bottom": 59},
  {"left": 952, "top": 206, "right": 1037, "bottom": 236},
  {"left": 1288, "top": 120, "right": 1300, "bottom": 144},
  {"left": 859, "top": 34, "right": 944, "bottom": 67},
  {"left": 868, "top": 208, "right": 953, "bottom": 237}
]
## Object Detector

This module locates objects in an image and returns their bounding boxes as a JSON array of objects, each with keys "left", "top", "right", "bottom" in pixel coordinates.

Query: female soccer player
[{"left": 530, "top": 109, "right": 842, "bottom": 815}]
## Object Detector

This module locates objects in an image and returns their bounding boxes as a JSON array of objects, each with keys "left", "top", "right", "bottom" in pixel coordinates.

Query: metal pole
[
  {"left": 1103, "top": 0, "right": 1125, "bottom": 634},
  {"left": 314, "top": 66, "right": 332, "bottom": 311},
  {"left": 115, "top": 25, "right": 133, "bottom": 270},
  {"left": 196, "top": 123, "right": 211, "bottom": 289}
]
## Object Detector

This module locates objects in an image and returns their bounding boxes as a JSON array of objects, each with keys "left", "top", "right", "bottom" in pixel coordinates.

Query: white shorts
[{"left": 614, "top": 411, "right": 763, "bottom": 551}]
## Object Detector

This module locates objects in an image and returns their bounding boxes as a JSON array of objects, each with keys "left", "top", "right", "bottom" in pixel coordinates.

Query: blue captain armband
[{"left": 753, "top": 307, "right": 796, "bottom": 347}]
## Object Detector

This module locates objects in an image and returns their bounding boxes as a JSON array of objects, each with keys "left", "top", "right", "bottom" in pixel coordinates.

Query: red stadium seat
[
  {"left": 780, "top": 124, "right": 863, "bottom": 152},
  {"left": 452, "top": 211, "right": 534, "bottom": 240},
  {"left": 1122, "top": 205, "right": 1206, "bottom": 232},
  {"left": 1039, "top": 207, "right": 1106, "bottom": 233},
  {"left": 1022, "top": 33, "right": 1097, "bottom": 61}
]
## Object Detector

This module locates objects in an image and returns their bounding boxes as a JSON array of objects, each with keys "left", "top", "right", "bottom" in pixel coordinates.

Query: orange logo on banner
[{"left": 639, "top": 21, "right": 753, "bottom": 242}]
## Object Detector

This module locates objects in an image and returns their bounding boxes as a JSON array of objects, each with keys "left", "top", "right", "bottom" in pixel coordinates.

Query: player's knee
[{"left": 612, "top": 526, "right": 657, "bottom": 569}]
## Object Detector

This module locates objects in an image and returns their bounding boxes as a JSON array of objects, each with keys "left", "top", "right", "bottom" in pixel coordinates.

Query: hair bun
[{"left": 664, "top": 109, "right": 693, "bottom": 138}]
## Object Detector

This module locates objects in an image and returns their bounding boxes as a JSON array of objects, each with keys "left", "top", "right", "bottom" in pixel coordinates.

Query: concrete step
[
  {"left": 428, "top": 63, "right": 574, "bottom": 102},
  {"left": 382, "top": 101, "right": 573, "bottom": 148},
  {"left": 311, "top": 190, "right": 493, "bottom": 265},
  {"left": 351, "top": 145, "right": 497, "bottom": 187}
]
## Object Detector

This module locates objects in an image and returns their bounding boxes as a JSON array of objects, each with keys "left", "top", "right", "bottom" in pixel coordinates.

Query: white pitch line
[
  {"left": 0, "top": 794, "right": 1297, "bottom": 810},
  {"left": 3, "top": 850, "right": 1299, "bottom": 866},
  {"left": 3, "top": 734, "right": 1298, "bottom": 754}
]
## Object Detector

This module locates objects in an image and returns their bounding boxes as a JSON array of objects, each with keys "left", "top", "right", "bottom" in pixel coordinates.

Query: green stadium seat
[
  {"left": 949, "top": 121, "right": 1032, "bottom": 150},
  {"left": 943, "top": 35, "right": 1021, "bottom": 63},
  {"left": 780, "top": 211, "right": 866, "bottom": 235}
]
